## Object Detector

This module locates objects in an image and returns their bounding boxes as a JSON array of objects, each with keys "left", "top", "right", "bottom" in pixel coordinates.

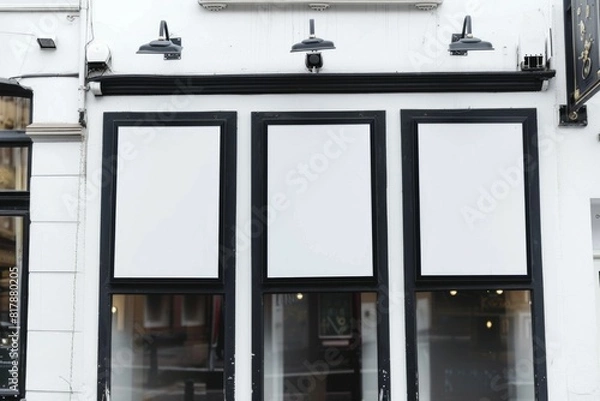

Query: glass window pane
[
  {"left": 0, "top": 148, "right": 28, "bottom": 191},
  {"left": 416, "top": 290, "right": 535, "bottom": 401},
  {"left": 0, "top": 97, "right": 31, "bottom": 131},
  {"left": 111, "top": 294, "right": 224, "bottom": 401},
  {"left": 264, "top": 292, "right": 378, "bottom": 401},
  {"left": 0, "top": 216, "right": 24, "bottom": 393}
]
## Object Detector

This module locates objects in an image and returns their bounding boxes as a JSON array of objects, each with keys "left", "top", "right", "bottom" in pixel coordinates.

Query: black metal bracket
[
  {"left": 450, "top": 34, "right": 467, "bottom": 56},
  {"left": 164, "top": 37, "right": 181, "bottom": 60},
  {"left": 521, "top": 54, "right": 546, "bottom": 71},
  {"left": 559, "top": 105, "right": 588, "bottom": 127}
]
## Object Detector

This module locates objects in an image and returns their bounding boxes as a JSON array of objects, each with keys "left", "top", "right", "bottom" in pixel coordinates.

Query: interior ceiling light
[
  {"left": 448, "top": 15, "right": 494, "bottom": 56},
  {"left": 291, "top": 19, "right": 335, "bottom": 72},
  {"left": 137, "top": 20, "right": 182, "bottom": 60}
]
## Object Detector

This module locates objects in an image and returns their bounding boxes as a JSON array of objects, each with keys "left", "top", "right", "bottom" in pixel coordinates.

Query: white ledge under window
[{"left": 198, "top": 0, "right": 442, "bottom": 11}]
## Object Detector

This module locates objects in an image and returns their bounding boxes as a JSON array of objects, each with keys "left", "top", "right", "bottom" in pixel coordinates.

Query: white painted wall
[
  {"left": 0, "top": 5, "right": 85, "bottom": 401},
  {"left": 0, "top": 10, "right": 81, "bottom": 123},
  {"left": 26, "top": 136, "right": 85, "bottom": 401},
  {"left": 2, "top": 0, "right": 600, "bottom": 400},
  {"left": 0, "top": 1, "right": 79, "bottom": 6},
  {"left": 80, "top": 88, "right": 567, "bottom": 401},
  {"left": 92, "top": 0, "right": 551, "bottom": 74}
]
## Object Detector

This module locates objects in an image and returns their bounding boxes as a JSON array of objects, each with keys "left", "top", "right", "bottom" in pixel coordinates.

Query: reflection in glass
[
  {"left": 0, "top": 217, "right": 23, "bottom": 392},
  {"left": 0, "top": 97, "right": 30, "bottom": 131},
  {"left": 416, "top": 290, "right": 535, "bottom": 401},
  {"left": 111, "top": 294, "right": 224, "bottom": 401},
  {"left": 264, "top": 292, "right": 378, "bottom": 401},
  {"left": 0, "top": 148, "right": 28, "bottom": 191}
]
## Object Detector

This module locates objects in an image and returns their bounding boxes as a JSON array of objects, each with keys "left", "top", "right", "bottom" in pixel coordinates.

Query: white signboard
[
  {"left": 417, "top": 123, "right": 528, "bottom": 276},
  {"left": 267, "top": 124, "right": 373, "bottom": 278},
  {"left": 113, "top": 126, "right": 221, "bottom": 278}
]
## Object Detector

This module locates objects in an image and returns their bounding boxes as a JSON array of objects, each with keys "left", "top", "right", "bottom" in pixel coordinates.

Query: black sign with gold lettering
[{"left": 566, "top": 0, "right": 600, "bottom": 110}]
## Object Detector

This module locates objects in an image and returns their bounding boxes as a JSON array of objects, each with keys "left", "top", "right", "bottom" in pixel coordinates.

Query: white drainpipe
[{"left": 78, "top": 0, "right": 89, "bottom": 126}]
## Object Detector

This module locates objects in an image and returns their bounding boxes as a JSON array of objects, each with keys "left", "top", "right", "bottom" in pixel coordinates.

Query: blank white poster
[
  {"left": 418, "top": 123, "right": 528, "bottom": 276},
  {"left": 113, "top": 126, "right": 221, "bottom": 278},
  {"left": 267, "top": 124, "right": 373, "bottom": 278}
]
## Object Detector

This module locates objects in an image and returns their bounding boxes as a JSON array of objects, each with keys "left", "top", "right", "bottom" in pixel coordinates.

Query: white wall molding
[
  {"left": 198, "top": 0, "right": 441, "bottom": 11},
  {"left": 0, "top": 4, "right": 79, "bottom": 12},
  {"left": 26, "top": 123, "right": 83, "bottom": 142}
]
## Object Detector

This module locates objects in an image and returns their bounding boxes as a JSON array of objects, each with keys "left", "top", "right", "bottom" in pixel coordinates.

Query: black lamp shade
[
  {"left": 448, "top": 36, "right": 494, "bottom": 53},
  {"left": 291, "top": 19, "right": 335, "bottom": 53},
  {"left": 137, "top": 39, "right": 182, "bottom": 54},
  {"left": 137, "top": 20, "right": 182, "bottom": 56},
  {"left": 448, "top": 15, "right": 493, "bottom": 55},
  {"left": 291, "top": 37, "right": 335, "bottom": 52}
]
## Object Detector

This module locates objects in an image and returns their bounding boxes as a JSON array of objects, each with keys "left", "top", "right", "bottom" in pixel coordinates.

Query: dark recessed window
[
  {"left": 0, "top": 148, "right": 28, "bottom": 191},
  {"left": 110, "top": 294, "right": 224, "bottom": 400},
  {"left": 415, "top": 290, "right": 534, "bottom": 401},
  {"left": 263, "top": 292, "right": 379, "bottom": 401},
  {"left": 0, "top": 217, "right": 26, "bottom": 394},
  {"left": 0, "top": 97, "right": 31, "bottom": 131}
]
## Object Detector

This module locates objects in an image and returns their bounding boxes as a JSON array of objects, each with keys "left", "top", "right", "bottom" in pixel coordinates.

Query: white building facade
[{"left": 0, "top": 0, "right": 599, "bottom": 400}]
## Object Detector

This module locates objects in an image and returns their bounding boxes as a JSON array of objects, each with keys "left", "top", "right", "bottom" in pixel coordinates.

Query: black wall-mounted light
[
  {"left": 291, "top": 19, "right": 335, "bottom": 72},
  {"left": 137, "top": 20, "right": 182, "bottom": 60},
  {"left": 448, "top": 15, "right": 494, "bottom": 56},
  {"left": 37, "top": 37, "right": 57, "bottom": 49}
]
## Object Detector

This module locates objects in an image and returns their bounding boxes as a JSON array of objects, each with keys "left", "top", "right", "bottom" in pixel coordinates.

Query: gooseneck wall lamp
[
  {"left": 448, "top": 15, "right": 494, "bottom": 55},
  {"left": 137, "top": 20, "right": 182, "bottom": 60},
  {"left": 291, "top": 19, "right": 335, "bottom": 72}
]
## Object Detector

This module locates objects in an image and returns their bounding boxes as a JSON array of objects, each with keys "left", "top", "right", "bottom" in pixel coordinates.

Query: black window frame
[
  {"left": 97, "top": 112, "right": 237, "bottom": 400},
  {"left": 0, "top": 131, "right": 31, "bottom": 400},
  {"left": 251, "top": 111, "right": 391, "bottom": 401},
  {"left": 401, "top": 108, "right": 547, "bottom": 401}
]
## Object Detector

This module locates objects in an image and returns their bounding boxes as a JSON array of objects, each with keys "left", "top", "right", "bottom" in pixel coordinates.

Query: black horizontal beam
[
  {"left": 0, "top": 78, "right": 32, "bottom": 98},
  {"left": 90, "top": 70, "right": 556, "bottom": 96},
  {"left": 0, "top": 131, "right": 32, "bottom": 144},
  {"left": 0, "top": 193, "right": 29, "bottom": 211}
]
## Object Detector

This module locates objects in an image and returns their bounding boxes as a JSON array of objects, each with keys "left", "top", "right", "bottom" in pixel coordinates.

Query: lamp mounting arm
[
  {"left": 309, "top": 19, "right": 315, "bottom": 38},
  {"left": 461, "top": 15, "right": 473, "bottom": 39},
  {"left": 159, "top": 20, "right": 170, "bottom": 41}
]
